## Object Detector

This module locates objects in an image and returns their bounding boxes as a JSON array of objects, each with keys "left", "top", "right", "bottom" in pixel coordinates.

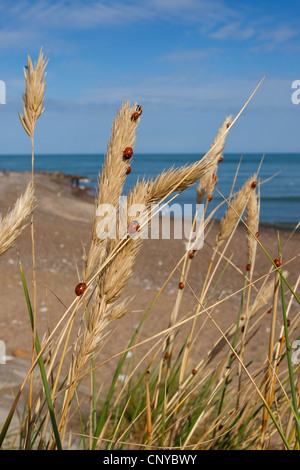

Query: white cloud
[
  {"left": 1, "top": 0, "right": 155, "bottom": 30},
  {"left": 149, "top": 0, "right": 237, "bottom": 24},
  {"left": 64, "top": 75, "right": 292, "bottom": 113},
  {"left": 210, "top": 22, "right": 255, "bottom": 40},
  {"left": 0, "top": 29, "right": 36, "bottom": 49},
  {"left": 0, "top": 0, "right": 238, "bottom": 31},
  {"left": 160, "top": 47, "right": 222, "bottom": 62},
  {"left": 259, "top": 24, "right": 299, "bottom": 43},
  {"left": 256, "top": 24, "right": 300, "bottom": 50},
  {"left": 1, "top": 0, "right": 298, "bottom": 57}
]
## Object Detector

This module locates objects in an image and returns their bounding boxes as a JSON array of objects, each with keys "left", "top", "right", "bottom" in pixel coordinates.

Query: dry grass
[
  {"left": 0, "top": 181, "right": 35, "bottom": 259},
  {"left": 84, "top": 101, "right": 140, "bottom": 281},
  {"left": 197, "top": 115, "right": 232, "bottom": 204},
  {"left": 18, "top": 48, "right": 47, "bottom": 139},
  {"left": 245, "top": 189, "right": 260, "bottom": 265},
  {"left": 0, "top": 52, "right": 299, "bottom": 451},
  {"left": 216, "top": 174, "right": 258, "bottom": 250}
]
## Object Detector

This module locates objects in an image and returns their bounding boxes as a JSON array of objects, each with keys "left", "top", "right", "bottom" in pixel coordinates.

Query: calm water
[{"left": 0, "top": 153, "right": 299, "bottom": 227}]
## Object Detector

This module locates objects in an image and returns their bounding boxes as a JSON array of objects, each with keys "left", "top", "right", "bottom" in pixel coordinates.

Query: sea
[{"left": 0, "top": 153, "right": 299, "bottom": 229}]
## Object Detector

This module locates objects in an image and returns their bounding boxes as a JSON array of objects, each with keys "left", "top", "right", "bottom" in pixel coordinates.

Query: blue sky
[{"left": 0, "top": 0, "right": 300, "bottom": 155}]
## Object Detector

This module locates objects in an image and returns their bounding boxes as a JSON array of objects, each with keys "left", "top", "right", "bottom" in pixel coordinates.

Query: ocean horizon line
[
  {"left": 1, "top": 151, "right": 300, "bottom": 157},
  {"left": 0, "top": 152, "right": 299, "bottom": 226}
]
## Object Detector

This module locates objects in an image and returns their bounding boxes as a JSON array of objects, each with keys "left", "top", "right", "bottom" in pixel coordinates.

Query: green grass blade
[
  {"left": 279, "top": 267, "right": 300, "bottom": 445},
  {"left": 19, "top": 262, "right": 62, "bottom": 450},
  {"left": 91, "top": 300, "right": 154, "bottom": 449}
]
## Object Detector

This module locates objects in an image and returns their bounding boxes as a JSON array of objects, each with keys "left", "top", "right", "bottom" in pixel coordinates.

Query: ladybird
[
  {"left": 123, "top": 147, "right": 133, "bottom": 160},
  {"left": 189, "top": 252, "right": 194, "bottom": 259},
  {"left": 208, "top": 195, "right": 213, "bottom": 202},
  {"left": 246, "top": 263, "right": 251, "bottom": 271},
  {"left": 226, "top": 122, "right": 231, "bottom": 128},
  {"left": 179, "top": 282, "right": 184, "bottom": 290},
  {"left": 251, "top": 181, "right": 257, "bottom": 189},
  {"left": 218, "top": 156, "right": 224, "bottom": 163},
  {"left": 255, "top": 232, "right": 260, "bottom": 238},
  {"left": 287, "top": 319, "right": 291, "bottom": 327},
  {"left": 192, "top": 369, "right": 197, "bottom": 375},
  {"left": 274, "top": 258, "right": 281, "bottom": 268},
  {"left": 135, "top": 104, "right": 142, "bottom": 116},
  {"left": 164, "top": 352, "right": 169, "bottom": 360},
  {"left": 128, "top": 220, "right": 140, "bottom": 234},
  {"left": 126, "top": 166, "right": 131, "bottom": 175},
  {"left": 131, "top": 112, "right": 140, "bottom": 121},
  {"left": 75, "top": 282, "right": 87, "bottom": 296}
]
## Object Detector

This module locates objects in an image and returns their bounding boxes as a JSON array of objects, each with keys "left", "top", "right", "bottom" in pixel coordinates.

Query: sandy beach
[{"left": 0, "top": 170, "right": 299, "bottom": 425}]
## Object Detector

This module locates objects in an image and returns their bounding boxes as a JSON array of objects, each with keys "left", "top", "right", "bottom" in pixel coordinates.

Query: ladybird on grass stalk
[
  {"left": 212, "top": 173, "right": 218, "bottom": 184},
  {"left": 128, "top": 220, "right": 140, "bottom": 234},
  {"left": 75, "top": 282, "right": 87, "bottom": 296},
  {"left": 135, "top": 104, "right": 142, "bottom": 116},
  {"left": 274, "top": 258, "right": 281, "bottom": 268},
  {"left": 131, "top": 104, "right": 142, "bottom": 121},
  {"left": 123, "top": 147, "right": 133, "bottom": 160}
]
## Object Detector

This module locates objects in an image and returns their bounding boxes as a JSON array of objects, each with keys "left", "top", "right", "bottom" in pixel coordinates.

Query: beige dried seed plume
[
  {"left": 68, "top": 104, "right": 142, "bottom": 384},
  {"left": 69, "top": 298, "right": 109, "bottom": 385},
  {"left": 84, "top": 101, "right": 140, "bottom": 280},
  {"left": 91, "top": 182, "right": 147, "bottom": 321},
  {"left": 248, "top": 269, "right": 288, "bottom": 321},
  {"left": 127, "top": 147, "right": 226, "bottom": 211},
  {"left": 149, "top": 160, "right": 215, "bottom": 205},
  {"left": 89, "top": 140, "right": 227, "bottom": 327},
  {"left": 216, "top": 174, "right": 257, "bottom": 249},
  {"left": 71, "top": 105, "right": 236, "bottom": 383},
  {"left": 90, "top": 112, "right": 234, "bottom": 318},
  {"left": 197, "top": 115, "right": 232, "bottom": 204},
  {"left": 18, "top": 48, "right": 48, "bottom": 138},
  {"left": 0, "top": 182, "right": 35, "bottom": 259},
  {"left": 85, "top": 100, "right": 225, "bottom": 311},
  {"left": 245, "top": 189, "right": 260, "bottom": 263}
]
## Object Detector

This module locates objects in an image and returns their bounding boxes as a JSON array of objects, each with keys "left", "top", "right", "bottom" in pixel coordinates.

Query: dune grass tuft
[{"left": 0, "top": 53, "right": 299, "bottom": 451}]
